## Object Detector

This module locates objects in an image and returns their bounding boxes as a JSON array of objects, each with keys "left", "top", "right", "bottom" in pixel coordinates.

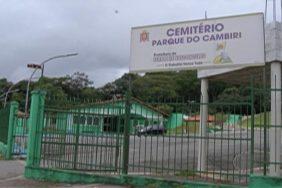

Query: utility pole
[{"left": 268, "top": 0, "right": 282, "bottom": 176}]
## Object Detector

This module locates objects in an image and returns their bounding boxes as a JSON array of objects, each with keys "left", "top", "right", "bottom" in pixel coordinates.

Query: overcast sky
[{"left": 0, "top": 0, "right": 275, "bottom": 87}]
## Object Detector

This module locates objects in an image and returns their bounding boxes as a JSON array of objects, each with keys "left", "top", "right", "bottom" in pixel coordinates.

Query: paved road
[
  {"left": 41, "top": 129, "right": 267, "bottom": 172},
  {"left": 128, "top": 130, "right": 266, "bottom": 172},
  {"left": 37, "top": 129, "right": 268, "bottom": 185}
]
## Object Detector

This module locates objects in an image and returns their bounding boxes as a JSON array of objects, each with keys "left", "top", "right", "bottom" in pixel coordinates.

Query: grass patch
[
  {"left": 214, "top": 113, "right": 228, "bottom": 122},
  {"left": 242, "top": 112, "right": 270, "bottom": 128}
]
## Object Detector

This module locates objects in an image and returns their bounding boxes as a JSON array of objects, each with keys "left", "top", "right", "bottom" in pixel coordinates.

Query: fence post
[
  {"left": 122, "top": 92, "right": 131, "bottom": 174},
  {"left": 6, "top": 101, "right": 19, "bottom": 159},
  {"left": 26, "top": 90, "right": 46, "bottom": 167},
  {"left": 73, "top": 108, "right": 81, "bottom": 170}
]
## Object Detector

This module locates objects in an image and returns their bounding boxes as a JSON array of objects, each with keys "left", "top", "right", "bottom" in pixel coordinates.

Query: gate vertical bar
[
  {"left": 6, "top": 101, "right": 19, "bottom": 159},
  {"left": 26, "top": 90, "right": 46, "bottom": 167},
  {"left": 263, "top": 68, "right": 267, "bottom": 176},
  {"left": 250, "top": 76, "right": 255, "bottom": 174}
]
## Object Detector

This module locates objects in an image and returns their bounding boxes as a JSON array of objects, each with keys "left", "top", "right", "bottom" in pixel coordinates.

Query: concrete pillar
[
  {"left": 270, "top": 62, "right": 281, "bottom": 176},
  {"left": 6, "top": 101, "right": 19, "bottom": 160},
  {"left": 26, "top": 90, "right": 46, "bottom": 167},
  {"left": 198, "top": 79, "right": 208, "bottom": 172}
]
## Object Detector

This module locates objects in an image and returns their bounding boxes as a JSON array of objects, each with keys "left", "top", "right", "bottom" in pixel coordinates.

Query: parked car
[{"left": 137, "top": 124, "right": 166, "bottom": 136}]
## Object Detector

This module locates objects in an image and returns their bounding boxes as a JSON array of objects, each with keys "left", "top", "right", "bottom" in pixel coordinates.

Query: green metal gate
[
  {"left": 40, "top": 108, "right": 124, "bottom": 172},
  {"left": 26, "top": 91, "right": 126, "bottom": 174}
]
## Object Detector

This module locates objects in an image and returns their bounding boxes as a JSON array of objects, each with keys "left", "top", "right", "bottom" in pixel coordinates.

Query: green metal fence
[
  {"left": 20, "top": 69, "right": 282, "bottom": 187},
  {"left": 24, "top": 88, "right": 259, "bottom": 186},
  {"left": 248, "top": 84, "right": 282, "bottom": 177},
  {"left": 128, "top": 100, "right": 253, "bottom": 185}
]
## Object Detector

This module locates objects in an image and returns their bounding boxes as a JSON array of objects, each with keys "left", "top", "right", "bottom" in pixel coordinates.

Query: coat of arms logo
[{"left": 140, "top": 31, "right": 149, "bottom": 42}]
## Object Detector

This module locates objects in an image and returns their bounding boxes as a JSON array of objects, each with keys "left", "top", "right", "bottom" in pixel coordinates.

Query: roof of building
[
  {"left": 184, "top": 115, "right": 216, "bottom": 122},
  {"left": 74, "top": 97, "right": 169, "bottom": 118}
]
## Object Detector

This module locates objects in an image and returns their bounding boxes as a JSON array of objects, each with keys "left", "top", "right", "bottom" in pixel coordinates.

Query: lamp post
[
  {"left": 2, "top": 84, "right": 16, "bottom": 107},
  {"left": 24, "top": 53, "right": 78, "bottom": 115},
  {"left": 3, "top": 89, "right": 19, "bottom": 107},
  {"left": 1, "top": 87, "right": 19, "bottom": 107}
]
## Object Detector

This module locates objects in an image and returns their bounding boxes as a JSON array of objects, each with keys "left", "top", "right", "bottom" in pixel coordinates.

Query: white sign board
[{"left": 130, "top": 13, "right": 265, "bottom": 73}]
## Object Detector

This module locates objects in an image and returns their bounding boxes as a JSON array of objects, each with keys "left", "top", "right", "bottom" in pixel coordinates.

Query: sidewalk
[{"left": 0, "top": 160, "right": 128, "bottom": 188}]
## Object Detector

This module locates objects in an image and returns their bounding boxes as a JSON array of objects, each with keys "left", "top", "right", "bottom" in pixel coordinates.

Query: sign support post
[{"left": 198, "top": 78, "right": 208, "bottom": 173}]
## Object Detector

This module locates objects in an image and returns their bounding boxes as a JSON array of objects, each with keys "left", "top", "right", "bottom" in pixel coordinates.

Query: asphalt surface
[
  {"left": 126, "top": 130, "right": 266, "bottom": 185},
  {"left": 42, "top": 130, "right": 266, "bottom": 170},
  {"left": 128, "top": 130, "right": 264, "bottom": 172}
]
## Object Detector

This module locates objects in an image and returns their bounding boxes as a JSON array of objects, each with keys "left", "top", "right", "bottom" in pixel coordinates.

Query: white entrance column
[
  {"left": 198, "top": 78, "right": 208, "bottom": 173},
  {"left": 270, "top": 61, "right": 281, "bottom": 176}
]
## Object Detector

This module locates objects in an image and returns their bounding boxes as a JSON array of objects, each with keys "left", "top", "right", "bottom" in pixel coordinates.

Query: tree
[
  {"left": 81, "top": 87, "right": 101, "bottom": 100},
  {"left": 98, "top": 83, "right": 117, "bottom": 100},
  {"left": 132, "top": 72, "right": 178, "bottom": 101},
  {"left": 214, "top": 87, "right": 250, "bottom": 114},
  {"left": 65, "top": 72, "right": 93, "bottom": 90},
  {"left": 174, "top": 71, "right": 200, "bottom": 101},
  {"left": 113, "top": 73, "right": 139, "bottom": 95}
]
